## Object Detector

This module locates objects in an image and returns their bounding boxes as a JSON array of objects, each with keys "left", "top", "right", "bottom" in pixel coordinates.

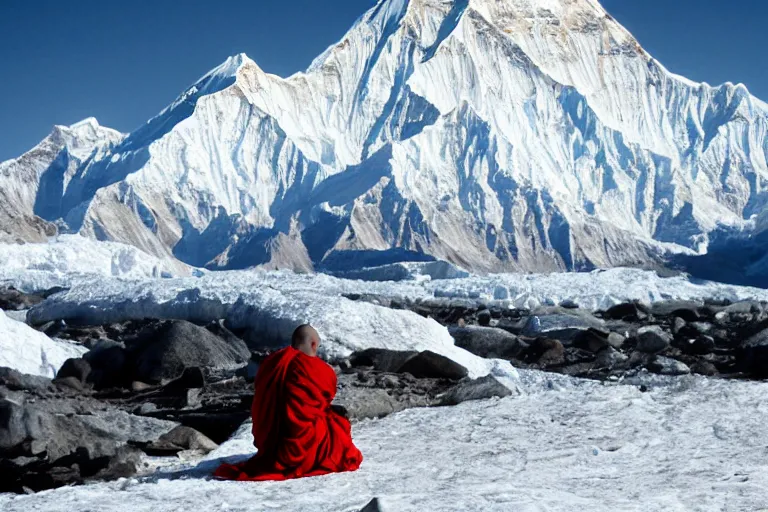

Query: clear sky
[{"left": 1, "top": 0, "right": 766, "bottom": 162}]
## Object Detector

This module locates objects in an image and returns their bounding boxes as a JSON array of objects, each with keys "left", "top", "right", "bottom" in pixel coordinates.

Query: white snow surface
[
  {"left": 0, "top": 309, "right": 87, "bottom": 378},
  {"left": 2, "top": 374, "right": 767, "bottom": 511},
  {"left": 0, "top": 235, "right": 188, "bottom": 287}
]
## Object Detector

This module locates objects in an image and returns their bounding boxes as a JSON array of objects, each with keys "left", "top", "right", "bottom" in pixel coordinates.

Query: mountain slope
[
  {"left": 4, "top": 0, "right": 768, "bottom": 277},
  {"left": 0, "top": 118, "right": 124, "bottom": 242}
]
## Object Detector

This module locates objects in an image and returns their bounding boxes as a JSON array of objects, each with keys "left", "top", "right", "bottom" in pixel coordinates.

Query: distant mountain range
[{"left": 3, "top": 0, "right": 768, "bottom": 285}]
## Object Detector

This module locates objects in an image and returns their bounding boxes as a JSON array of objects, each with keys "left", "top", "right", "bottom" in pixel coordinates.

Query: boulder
[
  {"left": 397, "top": 351, "right": 469, "bottom": 380},
  {"left": 476, "top": 309, "right": 492, "bottom": 326},
  {"left": 522, "top": 309, "right": 606, "bottom": 342},
  {"left": 54, "top": 358, "right": 92, "bottom": 387},
  {"left": 603, "top": 302, "right": 650, "bottom": 321},
  {"left": 0, "top": 367, "right": 53, "bottom": 393},
  {"left": 595, "top": 347, "right": 629, "bottom": 368},
  {"left": 523, "top": 338, "right": 565, "bottom": 366},
  {"left": 741, "top": 329, "right": 768, "bottom": 377},
  {"left": 672, "top": 317, "right": 687, "bottom": 335},
  {"left": 0, "top": 288, "right": 44, "bottom": 311},
  {"left": 678, "top": 335, "right": 716, "bottom": 356},
  {"left": 438, "top": 375, "right": 514, "bottom": 406},
  {"left": 83, "top": 341, "right": 129, "bottom": 389},
  {"left": 0, "top": 394, "right": 177, "bottom": 492},
  {"left": 128, "top": 320, "right": 250, "bottom": 383},
  {"left": 349, "top": 348, "right": 419, "bottom": 373},
  {"left": 450, "top": 326, "right": 522, "bottom": 359},
  {"left": 650, "top": 300, "right": 702, "bottom": 321},
  {"left": 143, "top": 425, "right": 218, "bottom": 456},
  {"left": 648, "top": 356, "right": 691, "bottom": 376},
  {"left": 636, "top": 326, "right": 672, "bottom": 353},
  {"left": 573, "top": 328, "right": 624, "bottom": 353}
]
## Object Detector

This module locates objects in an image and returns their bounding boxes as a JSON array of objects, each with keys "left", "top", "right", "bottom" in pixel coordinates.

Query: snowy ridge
[{"left": 3, "top": 0, "right": 768, "bottom": 282}]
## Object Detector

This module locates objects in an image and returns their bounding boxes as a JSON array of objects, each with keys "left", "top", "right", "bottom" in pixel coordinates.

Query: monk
[{"left": 213, "top": 324, "right": 363, "bottom": 481}]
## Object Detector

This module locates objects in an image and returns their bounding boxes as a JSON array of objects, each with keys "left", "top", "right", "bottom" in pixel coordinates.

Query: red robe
[{"left": 213, "top": 346, "right": 363, "bottom": 481}]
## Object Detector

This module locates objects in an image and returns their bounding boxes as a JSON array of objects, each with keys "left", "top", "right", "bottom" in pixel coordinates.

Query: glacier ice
[{"left": 0, "top": 309, "right": 87, "bottom": 378}]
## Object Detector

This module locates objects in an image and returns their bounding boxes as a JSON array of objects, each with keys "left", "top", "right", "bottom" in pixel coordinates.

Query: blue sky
[{"left": 1, "top": 0, "right": 766, "bottom": 162}]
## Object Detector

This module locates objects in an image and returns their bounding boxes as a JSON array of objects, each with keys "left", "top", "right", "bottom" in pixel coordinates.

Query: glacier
[{"left": 1, "top": 0, "right": 767, "bottom": 282}]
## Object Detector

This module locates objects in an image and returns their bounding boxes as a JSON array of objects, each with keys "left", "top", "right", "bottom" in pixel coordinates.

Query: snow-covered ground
[
  {"left": 0, "top": 309, "right": 87, "bottom": 378},
  {"left": 2, "top": 373, "right": 766, "bottom": 511}
]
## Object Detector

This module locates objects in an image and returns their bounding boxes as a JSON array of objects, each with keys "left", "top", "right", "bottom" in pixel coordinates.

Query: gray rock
[
  {"left": 650, "top": 300, "right": 702, "bottom": 321},
  {"left": 438, "top": 375, "right": 514, "bottom": 406},
  {"left": 680, "top": 335, "right": 716, "bottom": 355},
  {"left": 603, "top": 302, "right": 650, "bottom": 321},
  {"left": 477, "top": 309, "right": 492, "bottom": 326},
  {"left": 129, "top": 320, "right": 250, "bottom": 383},
  {"left": 450, "top": 326, "right": 521, "bottom": 359},
  {"left": 55, "top": 358, "right": 91, "bottom": 385},
  {"left": 559, "top": 299, "right": 580, "bottom": 309},
  {"left": 574, "top": 328, "right": 624, "bottom": 353},
  {"left": 648, "top": 356, "right": 691, "bottom": 376},
  {"left": 144, "top": 426, "right": 218, "bottom": 455},
  {"left": 349, "top": 349, "right": 418, "bottom": 373},
  {"left": 636, "top": 326, "right": 672, "bottom": 353},
  {"left": 523, "top": 338, "right": 565, "bottom": 366},
  {"left": 83, "top": 341, "right": 128, "bottom": 389},
  {"left": 0, "top": 367, "right": 52, "bottom": 392},
  {"left": 595, "top": 347, "right": 629, "bottom": 368},
  {"left": 672, "top": 317, "right": 687, "bottom": 335},
  {"left": 334, "top": 387, "right": 399, "bottom": 420},
  {"left": 741, "top": 328, "right": 768, "bottom": 377},
  {"left": 724, "top": 301, "right": 761, "bottom": 315},
  {"left": 398, "top": 351, "right": 469, "bottom": 380}
]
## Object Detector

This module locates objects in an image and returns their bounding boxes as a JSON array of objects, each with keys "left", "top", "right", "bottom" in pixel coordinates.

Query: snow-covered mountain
[
  {"left": 0, "top": 118, "right": 123, "bottom": 243},
  {"left": 3, "top": 0, "right": 768, "bottom": 278}
]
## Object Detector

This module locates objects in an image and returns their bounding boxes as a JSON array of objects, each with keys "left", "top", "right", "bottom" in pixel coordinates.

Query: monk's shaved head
[{"left": 291, "top": 324, "right": 320, "bottom": 356}]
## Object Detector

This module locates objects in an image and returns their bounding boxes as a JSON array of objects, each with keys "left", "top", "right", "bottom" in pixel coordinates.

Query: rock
[
  {"left": 573, "top": 328, "right": 623, "bottom": 353},
  {"left": 724, "top": 301, "right": 761, "bottom": 315},
  {"left": 672, "top": 317, "right": 687, "bottom": 335},
  {"left": 495, "top": 317, "right": 528, "bottom": 335},
  {"left": 55, "top": 358, "right": 92, "bottom": 385},
  {"left": 360, "top": 498, "right": 389, "bottom": 512},
  {"left": 523, "top": 338, "right": 565, "bottom": 366},
  {"left": 689, "top": 322, "right": 712, "bottom": 334},
  {"left": 334, "top": 387, "right": 399, "bottom": 420},
  {"left": 450, "top": 326, "right": 521, "bottom": 359},
  {"left": 90, "top": 446, "right": 142, "bottom": 482},
  {"left": 83, "top": 341, "right": 128, "bottom": 389},
  {"left": 741, "top": 329, "right": 768, "bottom": 377},
  {"left": 559, "top": 299, "right": 579, "bottom": 309},
  {"left": 0, "top": 395, "right": 177, "bottom": 492},
  {"left": 349, "top": 349, "right": 419, "bottom": 373},
  {"left": 650, "top": 300, "right": 702, "bottom": 320},
  {"left": 375, "top": 374, "right": 399, "bottom": 388},
  {"left": 398, "top": 351, "right": 469, "bottom": 380},
  {"left": 603, "top": 302, "right": 650, "bottom": 321},
  {"left": 438, "top": 375, "right": 514, "bottom": 406},
  {"left": 477, "top": 309, "right": 492, "bottom": 326},
  {"left": 636, "top": 326, "right": 672, "bottom": 353},
  {"left": 0, "top": 288, "right": 44, "bottom": 311},
  {"left": 522, "top": 309, "right": 606, "bottom": 342},
  {"left": 133, "top": 403, "right": 158, "bottom": 415},
  {"left": 679, "top": 335, "right": 716, "bottom": 356},
  {"left": 690, "top": 360, "right": 719, "bottom": 376},
  {"left": 0, "top": 367, "right": 52, "bottom": 392},
  {"left": 595, "top": 347, "right": 629, "bottom": 368},
  {"left": 648, "top": 356, "right": 690, "bottom": 376},
  {"left": 143, "top": 426, "right": 218, "bottom": 456},
  {"left": 128, "top": 320, "right": 250, "bottom": 384}
]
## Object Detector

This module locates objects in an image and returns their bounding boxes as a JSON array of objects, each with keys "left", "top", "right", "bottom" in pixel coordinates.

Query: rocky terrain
[
  {"left": 346, "top": 293, "right": 768, "bottom": 382},
  {"left": 3, "top": 280, "right": 768, "bottom": 496}
]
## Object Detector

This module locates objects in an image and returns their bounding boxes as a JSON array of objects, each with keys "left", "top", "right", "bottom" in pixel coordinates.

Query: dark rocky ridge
[{"left": 344, "top": 294, "right": 768, "bottom": 382}]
